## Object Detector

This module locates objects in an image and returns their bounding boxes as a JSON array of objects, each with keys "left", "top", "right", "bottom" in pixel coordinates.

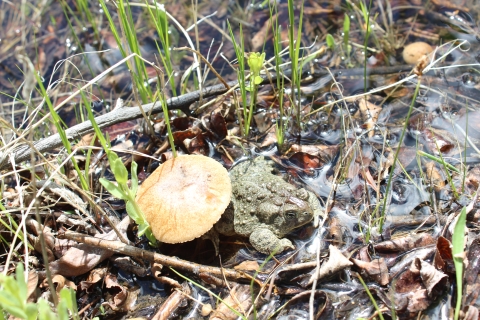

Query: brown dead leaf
[
  {"left": 288, "top": 152, "right": 322, "bottom": 170},
  {"left": 414, "top": 258, "right": 448, "bottom": 297},
  {"left": 210, "top": 112, "right": 228, "bottom": 139},
  {"left": 357, "top": 99, "right": 382, "bottom": 137},
  {"left": 464, "top": 306, "right": 480, "bottom": 320},
  {"left": 351, "top": 258, "right": 389, "bottom": 286},
  {"left": 374, "top": 233, "right": 436, "bottom": 253},
  {"left": 41, "top": 274, "right": 77, "bottom": 294},
  {"left": 390, "top": 269, "right": 430, "bottom": 317},
  {"left": 80, "top": 268, "right": 108, "bottom": 293},
  {"left": 153, "top": 282, "right": 191, "bottom": 320},
  {"left": 173, "top": 126, "right": 202, "bottom": 145},
  {"left": 104, "top": 273, "right": 128, "bottom": 311},
  {"left": 27, "top": 271, "right": 38, "bottom": 301},
  {"left": 424, "top": 161, "right": 446, "bottom": 192},
  {"left": 464, "top": 237, "right": 480, "bottom": 308},
  {"left": 184, "top": 133, "right": 209, "bottom": 155},
  {"left": 210, "top": 284, "right": 252, "bottom": 320},
  {"left": 307, "top": 245, "right": 353, "bottom": 285},
  {"left": 48, "top": 216, "right": 130, "bottom": 277},
  {"left": 233, "top": 260, "right": 260, "bottom": 271}
]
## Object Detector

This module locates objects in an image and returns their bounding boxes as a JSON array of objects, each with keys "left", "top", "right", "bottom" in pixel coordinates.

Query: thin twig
[{"left": 59, "top": 230, "right": 256, "bottom": 283}]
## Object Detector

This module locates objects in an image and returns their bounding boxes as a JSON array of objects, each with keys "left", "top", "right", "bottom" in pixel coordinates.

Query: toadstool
[
  {"left": 136, "top": 154, "right": 231, "bottom": 243},
  {"left": 402, "top": 42, "right": 433, "bottom": 65}
]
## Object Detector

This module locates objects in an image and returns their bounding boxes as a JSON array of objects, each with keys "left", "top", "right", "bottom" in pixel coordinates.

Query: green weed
[
  {"left": 0, "top": 264, "right": 81, "bottom": 320},
  {"left": 452, "top": 206, "right": 466, "bottom": 320}
]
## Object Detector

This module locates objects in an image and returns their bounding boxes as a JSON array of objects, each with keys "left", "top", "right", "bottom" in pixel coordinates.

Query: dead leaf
[
  {"left": 210, "top": 284, "right": 252, "bottom": 320},
  {"left": 351, "top": 258, "right": 389, "bottom": 286},
  {"left": 80, "top": 268, "right": 108, "bottom": 293},
  {"left": 233, "top": 260, "right": 260, "bottom": 271},
  {"left": 104, "top": 273, "right": 128, "bottom": 310},
  {"left": 414, "top": 258, "right": 448, "bottom": 297},
  {"left": 48, "top": 216, "right": 130, "bottom": 277},
  {"left": 27, "top": 271, "right": 38, "bottom": 301},
  {"left": 374, "top": 233, "right": 436, "bottom": 253},
  {"left": 308, "top": 245, "right": 353, "bottom": 285}
]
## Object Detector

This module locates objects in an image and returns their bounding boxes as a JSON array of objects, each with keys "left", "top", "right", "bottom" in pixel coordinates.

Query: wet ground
[{"left": 2, "top": 0, "right": 480, "bottom": 319}]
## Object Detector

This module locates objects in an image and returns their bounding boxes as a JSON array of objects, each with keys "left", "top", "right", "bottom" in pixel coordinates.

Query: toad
[{"left": 214, "top": 157, "right": 322, "bottom": 254}]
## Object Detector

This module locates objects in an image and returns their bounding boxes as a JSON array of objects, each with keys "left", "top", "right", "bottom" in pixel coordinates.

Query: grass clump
[{"left": 0, "top": 264, "right": 81, "bottom": 320}]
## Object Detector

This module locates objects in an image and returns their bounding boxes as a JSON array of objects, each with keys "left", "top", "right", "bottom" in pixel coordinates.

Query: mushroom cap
[
  {"left": 135, "top": 155, "right": 231, "bottom": 243},
  {"left": 402, "top": 42, "right": 433, "bottom": 64}
]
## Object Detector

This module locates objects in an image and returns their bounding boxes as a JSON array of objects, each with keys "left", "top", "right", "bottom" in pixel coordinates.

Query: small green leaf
[
  {"left": 254, "top": 75, "right": 263, "bottom": 85},
  {"left": 15, "top": 264, "right": 27, "bottom": 307},
  {"left": 131, "top": 161, "right": 139, "bottom": 195},
  {"left": 453, "top": 206, "right": 467, "bottom": 320},
  {"left": 38, "top": 299, "right": 55, "bottom": 320},
  {"left": 106, "top": 150, "right": 119, "bottom": 164},
  {"left": 343, "top": 14, "right": 350, "bottom": 34},
  {"left": 99, "top": 178, "right": 127, "bottom": 200},
  {"left": 126, "top": 201, "right": 142, "bottom": 223},
  {"left": 144, "top": 228, "right": 158, "bottom": 246},
  {"left": 326, "top": 34, "right": 335, "bottom": 49},
  {"left": 112, "top": 158, "right": 128, "bottom": 185}
]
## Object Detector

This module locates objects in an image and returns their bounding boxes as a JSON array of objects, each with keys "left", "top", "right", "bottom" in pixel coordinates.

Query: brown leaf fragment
[
  {"left": 172, "top": 126, "right": 202, "bottom": 145},
  {"left": 80, "top": 268, "right": 108, "bottom": 293},
  {"left": 390, "top": 247, "right": 436, "bottom": 278},
  {"left": 210, "top": 284, "right": 252, "bottom": 320},
  {"left": 104, "top": 273, "right": 128, "bottom": 311},
  {"left": 308, "top": 245, "right": 353, "bottom": 285},
  {"left": 390, "top": 269, "right": 430, "bottom": 316},
  {"left": 414, "top": 258, "right": 448, "bottom": 297},
  {"left": 184, "top": 133, "right": 209, "bottom": 155},
  {"left": 434, "top": 236, "right": 454, "bottom": 273},
  {"left": 288, "top": 152, "right": 322, "bottom": 170},
  {"left": 41, "top": 274, "right": 77, "bottom": 294},
  {"left": 424, "top": 161, "right": 445, "bottom": 192},
  {"left": 357, "top": 99, "right": 382, "bottom": 137},
  {"left": 374, "top": 233, "right": 436, "bottom": 253},
  {"left": 210, "top": 112, "right": 227, "bottom": 139},
  {"left": 464, "top": 306, "right": 480, "bottom": 320},
  {"left": 233, "top": 260, "right": 260, "bottom": 271},
  {"left": 27, "top": 271, "right": 38, "bottom": 301},
  {"left": 48, "top": 216, "right": 130, "bottom": 277},
  {"left": 464, "top": 237, "right": 480, "bottom": 307},
  {"left": 351, "top": 258, "right": 389, "bottom": 286},
  {"left": 153, "top": 282, "right": 191, "bottom": 320}
]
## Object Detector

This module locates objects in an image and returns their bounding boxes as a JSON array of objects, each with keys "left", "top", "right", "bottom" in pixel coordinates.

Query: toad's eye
[{"left": 285, "top": 211, "right": 297, "bottom": 220}]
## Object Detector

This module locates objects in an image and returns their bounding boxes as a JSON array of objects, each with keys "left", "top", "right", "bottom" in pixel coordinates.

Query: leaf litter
[{"left": 1, "top": 0, "right": 480, "bottom": 319}]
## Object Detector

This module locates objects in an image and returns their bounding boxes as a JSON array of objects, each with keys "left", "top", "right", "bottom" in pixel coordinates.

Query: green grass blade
[{"left": 453, "top": 206, "right": 466, "bottom": 320}]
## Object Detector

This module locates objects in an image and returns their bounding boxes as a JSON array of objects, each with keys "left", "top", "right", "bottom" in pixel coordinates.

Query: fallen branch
[
  {"left": 0, "top": 65, "right": 414, "bottom": 171},
  {"left": 58, "top": 230, "right": 254, "bottom": 283}
]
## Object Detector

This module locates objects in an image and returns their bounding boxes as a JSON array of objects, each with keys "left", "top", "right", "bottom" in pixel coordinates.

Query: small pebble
[
  {"left": 201, "top": 303, "right": 213, "bottom": 316},
  {"left": 402, "top": 42, "right": 433, "bottom": 64}
]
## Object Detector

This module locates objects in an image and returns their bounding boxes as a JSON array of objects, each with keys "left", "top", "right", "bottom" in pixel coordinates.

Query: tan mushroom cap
[
  {"left": 402, "top": 42, "right": 433, "bottom": 65},
  {"left": 136, "top": 155, "right": 231, "bottom": 243}
]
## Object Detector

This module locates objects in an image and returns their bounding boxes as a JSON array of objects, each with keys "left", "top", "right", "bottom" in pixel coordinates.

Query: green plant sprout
[
  {"left": 326, "top": 33, "right": 336, "bottom": 50},
  {"left": 287, "top": 0, "right": 305, "bottom": 129},
  {"left": 0, "top": 264, "right": 81, "bottom": 320},
  {"left": 81, "top": 93, "right": 157, "bottom": 245},
  {"left": 268, "top": 0, "right": 287, "bottom": 149},
  {"left": 452, "top": 206, "right": 466, "bottom": 320},
  {"left": 343, "top": 13, "right": 351, "bottom": 57},
  {"left": 99, "top": 153, "right": 157, "bottom": 246},
  {"left": 245, "top": 51, "right": 266, "bottom": 136}
]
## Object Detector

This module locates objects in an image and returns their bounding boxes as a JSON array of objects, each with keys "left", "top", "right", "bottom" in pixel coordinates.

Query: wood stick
[{"left": 59, "top": 230, "right": 254, "bottom": 283}]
